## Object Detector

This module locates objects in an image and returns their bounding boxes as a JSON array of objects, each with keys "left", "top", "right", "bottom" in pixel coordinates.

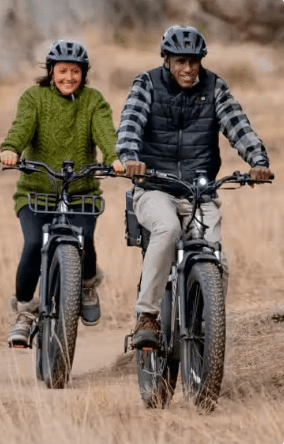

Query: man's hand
[
  {"left": 0, "top": 150, "right": 19, "bottom": 166},
  {"left": 248, "top": 166, "right": 274, "bottom": 181},
  {"left": 112, "top": 159, "right": 125, "bottom": 174},
  {"left": 125, "top": 160, "right": 146, "bottom": 178}
]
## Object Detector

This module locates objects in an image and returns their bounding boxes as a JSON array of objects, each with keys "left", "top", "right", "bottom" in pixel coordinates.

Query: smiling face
[
  {"left": 165, "top": 55, "right": 201, "bottom": 89},
  {"left": 52, "top": 62, "right": 82, "bottom": 95}
]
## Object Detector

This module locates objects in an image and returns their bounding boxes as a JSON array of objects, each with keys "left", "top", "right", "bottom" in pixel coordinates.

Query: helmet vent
[
  {"left": 160, "top": 26, "right": 207, "bottom": 58},
  {"left": 55, "top": 44, "right": 62, "bottom": 55},
  {"left": 171, "top": 34, "right": 179, "bottom": 48},
  {"left": 46, "top": 40, "right": 90, "bottom": 68}
]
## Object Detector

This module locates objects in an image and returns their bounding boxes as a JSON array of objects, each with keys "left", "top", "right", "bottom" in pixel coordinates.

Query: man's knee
[{"left": 153, "top": 220, "right": 181, "bottom": 242}]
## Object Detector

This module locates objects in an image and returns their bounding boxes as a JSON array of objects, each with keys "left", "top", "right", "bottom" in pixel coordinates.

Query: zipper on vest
[
  {"left": 178, "top": 128, "right": 182, "bottom": 178},
  {"left": 177, "top": 93, "right": 185, "bottom": 179}
]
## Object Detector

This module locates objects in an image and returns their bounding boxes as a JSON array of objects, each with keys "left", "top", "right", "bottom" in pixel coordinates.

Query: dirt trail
[{"left": 0, "top": 326, "right": 130, "bottom": 392}]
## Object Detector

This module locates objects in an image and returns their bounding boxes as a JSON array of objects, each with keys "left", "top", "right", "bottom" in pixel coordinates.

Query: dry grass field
[{"left": 0, "top": 31, "right": 284, "bottom": 443}]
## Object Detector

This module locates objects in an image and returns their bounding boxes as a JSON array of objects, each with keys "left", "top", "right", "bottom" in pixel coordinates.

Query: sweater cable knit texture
[{"left": 1, "top": 85, "right": 117, "bottom": 214}]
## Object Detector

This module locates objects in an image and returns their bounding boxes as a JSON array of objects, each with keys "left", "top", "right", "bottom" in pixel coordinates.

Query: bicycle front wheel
[
  {"left": 42, "top": 243, "right": 81, "bottom": 389},
  {"left": 180, "top": 261, "right": 225, "bottom": 410}
]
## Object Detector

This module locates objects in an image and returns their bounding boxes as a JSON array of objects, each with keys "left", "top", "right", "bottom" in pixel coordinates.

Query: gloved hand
[
  {"left": 248, "top": 166, "right": 274, "bottom": 181},
  {"left": 125, "top": 160, "right": 146, "bottom": 178},
  {"left": 0, "top": 150, "right": 19, "bottom": 166}
]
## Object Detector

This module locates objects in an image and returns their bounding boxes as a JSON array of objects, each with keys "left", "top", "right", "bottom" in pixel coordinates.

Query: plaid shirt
[{"left": 116, "top": 69, "right": 269, "bottom": 168}]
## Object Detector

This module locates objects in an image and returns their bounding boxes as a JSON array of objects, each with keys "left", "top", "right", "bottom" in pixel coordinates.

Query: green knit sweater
[{"left": 1, "top": 85, "right": 118, "bottom": 214}]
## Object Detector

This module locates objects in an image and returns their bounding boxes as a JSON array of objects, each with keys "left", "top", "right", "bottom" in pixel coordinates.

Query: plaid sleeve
[
  {"left": 215, "top": 77, "right": 269, "bottom": 167},
  {"left": 115, "top": 72, "right": 153, "bottom": 164}
]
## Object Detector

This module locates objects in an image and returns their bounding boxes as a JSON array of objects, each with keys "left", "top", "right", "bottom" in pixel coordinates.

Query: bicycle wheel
[
  {"left": 136, "top": 286, "right": 179, "bottom": 408},
  {"left": 42, "top": 243, "right": 81, "bottom": 389},
  {"left": 180, "top": 261, "right": 225, "bottom": 410}
]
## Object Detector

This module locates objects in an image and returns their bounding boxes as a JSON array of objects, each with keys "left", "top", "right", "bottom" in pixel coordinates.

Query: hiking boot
[
  {"left": 8, "top": 298, "right": 39, "bottom": 348},
  {"left": 81, "top": 274, "right": 102, "bottom": 326},
  {"left": 132, "top": 313, "right": 160, "bottom": 349}
]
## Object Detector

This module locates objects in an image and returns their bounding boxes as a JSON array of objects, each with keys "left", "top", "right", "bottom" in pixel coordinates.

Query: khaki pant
[{"left": 133, "top": 187, "right": 228, "bottom": 314}]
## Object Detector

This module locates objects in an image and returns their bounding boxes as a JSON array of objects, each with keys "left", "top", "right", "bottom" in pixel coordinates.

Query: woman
[{"left": 0, "top": 40, "right": 124, "bottom": 347}]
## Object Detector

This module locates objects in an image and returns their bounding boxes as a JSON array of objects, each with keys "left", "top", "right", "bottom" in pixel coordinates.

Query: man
[{"left": 115, "top": 26, "right": 273, "bottom": 348}]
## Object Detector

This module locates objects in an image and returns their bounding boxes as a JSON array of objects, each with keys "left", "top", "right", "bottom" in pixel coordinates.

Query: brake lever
[{"left": 18, "top": 165, "right": 42, "bottom": 174}]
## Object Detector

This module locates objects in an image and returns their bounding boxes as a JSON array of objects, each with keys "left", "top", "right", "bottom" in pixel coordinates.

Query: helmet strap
[{"left": 164, "top": 56, "right": 170, "bottom": 70}]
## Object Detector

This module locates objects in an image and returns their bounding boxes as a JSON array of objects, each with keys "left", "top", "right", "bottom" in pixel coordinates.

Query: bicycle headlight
[{"left": 198, "top": 177, "right": 207, "bottom": 187}]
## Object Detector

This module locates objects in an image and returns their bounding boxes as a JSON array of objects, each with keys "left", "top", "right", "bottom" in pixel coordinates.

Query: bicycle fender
[
  {"left": 41, "top": 235, "right": 82, "bottom": 256},
  {"left": 178, "top": 251, "right": 221, "bottom": 274}
]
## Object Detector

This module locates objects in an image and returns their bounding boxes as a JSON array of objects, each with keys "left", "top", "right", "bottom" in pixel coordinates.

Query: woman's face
[{"left": 52, "top": 62, "right": 82, "bottom": 95}]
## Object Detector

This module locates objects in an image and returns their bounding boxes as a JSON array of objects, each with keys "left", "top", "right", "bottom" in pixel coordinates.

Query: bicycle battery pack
[{"left": 125, "top": 190, "right": 150, "bottom": 250}]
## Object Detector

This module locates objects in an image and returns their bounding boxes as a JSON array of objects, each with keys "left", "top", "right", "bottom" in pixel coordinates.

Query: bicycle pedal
[
  {"left": 9, "top": 343, "right": 28, "bottom": 349},
  {"left": 124, "top": 333, "right": 134, "bottom": 353}
]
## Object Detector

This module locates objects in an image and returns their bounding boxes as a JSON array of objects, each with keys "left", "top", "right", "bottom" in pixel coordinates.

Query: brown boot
[
  {"left": 8, "top": 298, "right": 39, "bottom": 348},
  {"left": 132, "top": 313, "right": 160, "bottom": 349},
  {"left": 81, "top": 272, "right": 102, "bottom": 326}
]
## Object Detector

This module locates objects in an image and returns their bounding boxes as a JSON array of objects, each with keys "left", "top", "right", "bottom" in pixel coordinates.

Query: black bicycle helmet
[
  {"left": 161, "top": 26, "right": 207, "bottom": 58},
  {"left": 46, "top": 40, "right": 89, "bottom": 69}
]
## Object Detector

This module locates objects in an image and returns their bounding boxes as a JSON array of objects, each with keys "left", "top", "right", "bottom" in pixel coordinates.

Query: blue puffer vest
[{"left": 140, "top": 65, "right": 221, "bottom": 184}]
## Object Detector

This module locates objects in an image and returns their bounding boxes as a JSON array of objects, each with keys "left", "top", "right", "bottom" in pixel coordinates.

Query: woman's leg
[
  {"left": 68, "top": 211, "right": 97, "bottom": 280},
  {"left": 69, "top": 211, "right": 99, "bottom": 325},
  {"left": 9, "top": 206, "right": 50, "bottom": 347},
  {"left": 16, "top": 206, "right": 51, "bottom": 302}
]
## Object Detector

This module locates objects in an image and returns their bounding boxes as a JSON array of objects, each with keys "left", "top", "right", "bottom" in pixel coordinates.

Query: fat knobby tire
[
  {"left": 180, "top": 261, "right": 225, "bottom": 410},
  {"left": 42, "top": 243, "right": 81, "bottom": 388}
]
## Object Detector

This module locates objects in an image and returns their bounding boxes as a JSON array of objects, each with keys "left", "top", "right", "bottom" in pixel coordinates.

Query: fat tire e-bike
[
  {"left": 124, "top": 169, "right": 272, "bottom": 410},
  {"left": 4, "top": 159, "right": 113, "bottom": 389}
]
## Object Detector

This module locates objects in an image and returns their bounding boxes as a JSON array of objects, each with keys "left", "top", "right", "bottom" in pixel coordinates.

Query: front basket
[{"left": 28, "top": 193, "right": 105, "bottom": 216}]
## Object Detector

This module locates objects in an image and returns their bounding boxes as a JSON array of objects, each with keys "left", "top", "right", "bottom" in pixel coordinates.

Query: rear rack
[{"left": 28, "top": 193, "right": 105, "bottom": 216}]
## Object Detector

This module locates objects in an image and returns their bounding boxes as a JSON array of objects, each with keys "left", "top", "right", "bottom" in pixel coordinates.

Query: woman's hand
[
  {"left": 0, "top": 150, "right": 19, "bottom": 166},
  {"left": 112, "top": 159, "right": 125, "bottom": 174}
]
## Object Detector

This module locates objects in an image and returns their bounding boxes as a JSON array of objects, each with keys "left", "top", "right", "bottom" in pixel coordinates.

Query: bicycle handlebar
[
  {"left": 132, "top": 169, "right": 273, "bottom": 197},
  {"left": 1, "top": 158, "right": 115, "bottom": 181}
]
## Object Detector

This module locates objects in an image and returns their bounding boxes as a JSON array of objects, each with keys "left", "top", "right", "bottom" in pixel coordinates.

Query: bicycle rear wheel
[
  {"left": 42, "top": 243, "right": 81, "bottom": 389},
  {"left": 180, "top": 261, "right": 225, "bottom": 410},
  {"left": 136, "top": 347, "right": 179, "bottom": 408},
  {"left": 136, "top": 286, "right": 179, "bottom": 408}
]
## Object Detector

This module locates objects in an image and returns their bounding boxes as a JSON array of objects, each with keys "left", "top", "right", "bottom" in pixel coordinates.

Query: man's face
[{"left": 166, "top": 55, "right": 201, "bottom": 89}]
